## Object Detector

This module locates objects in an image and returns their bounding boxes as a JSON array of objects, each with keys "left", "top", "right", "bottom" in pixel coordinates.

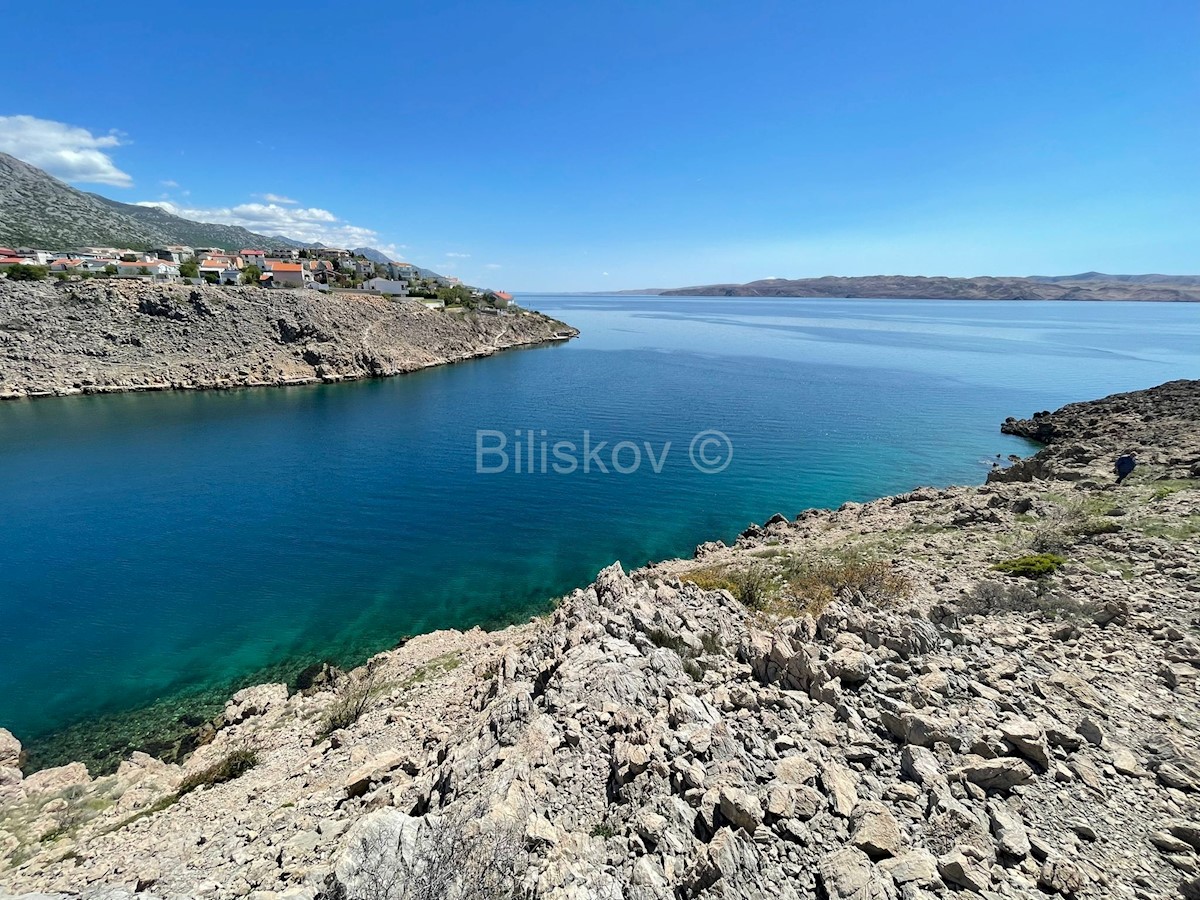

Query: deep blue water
[{"left": 1, "top": 296, "right": 1198, "bottom": 751}]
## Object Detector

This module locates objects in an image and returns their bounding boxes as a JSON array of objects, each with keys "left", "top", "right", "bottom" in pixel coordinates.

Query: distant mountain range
[
  {"left": 0, "top": 153, "right": 395, "bottom": 263},
  {"left": 648, "top": 274, "right": 1200, "bottom": 302}
]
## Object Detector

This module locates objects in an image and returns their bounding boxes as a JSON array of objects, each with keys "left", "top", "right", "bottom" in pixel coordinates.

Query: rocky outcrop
[
  {"left": 996, "top": 378, "right": 1200, "bottom": 482},
  {"left": 1, "top": 380, "right": 1198, "bottom": 898},
  {"left": 0, "top": 280, "right": 576, "bottom": 400}
]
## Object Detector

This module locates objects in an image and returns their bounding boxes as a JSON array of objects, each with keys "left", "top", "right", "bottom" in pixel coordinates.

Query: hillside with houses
[
  {"left": 0, "top": 244, "right": 513, "bottom": 311},
  {"left": 0, "top": 153, "right": 514, "bottom": 308}
]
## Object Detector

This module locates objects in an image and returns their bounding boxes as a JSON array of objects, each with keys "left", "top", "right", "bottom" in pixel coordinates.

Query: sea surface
[{"left": 2, "top": 296, "right": 1198, "bottom": 769}]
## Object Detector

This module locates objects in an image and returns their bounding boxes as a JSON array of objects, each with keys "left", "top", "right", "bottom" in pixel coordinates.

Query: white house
[
  {"left": 198, "top": 258, "right": 226, "bottom": 279},
  {"left": 364, "top": 277, "right": 408, "bottom": 296},
  {"left": 115, "top": 260, "right": 181, "bottom": 281}
]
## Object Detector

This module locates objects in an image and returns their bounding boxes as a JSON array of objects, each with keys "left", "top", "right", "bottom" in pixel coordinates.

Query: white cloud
[
  {"left": 161, "top": 179, "right": 179, "bottom": 188},
  {"left": 259, "top": 193, "right": 298, "bottom": 205},
  {"left": 445, "top": 252, "right": 471, "bottom": 258},
  {"left": 484, "top": 263, "right": 503, "bottom": 269},
  {"left": 136, "top": 198, "right": 384, "bottom": 247},
  {"left": 0, "top": 115, "right": 133, "bottom": 187}
]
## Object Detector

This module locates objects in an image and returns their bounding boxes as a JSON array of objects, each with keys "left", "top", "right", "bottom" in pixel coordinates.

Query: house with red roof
[{"left": 265, "top": 260, "right": 309, "bottom": 288}]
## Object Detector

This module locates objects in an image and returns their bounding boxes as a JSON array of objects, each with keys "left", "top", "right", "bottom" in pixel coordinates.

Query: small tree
[
  {"left": 179, "top": 258, "right": 199, "bottom": 279},
  {"left": 5, "top": 263, "right": 49, "bottom": 281},
  {"left": 242, "top": 264, "right": 262, "bottom": 285},
  {"left": 138, "top": 266, "right": 150, "bottom": 277},
  {"left": 203, "top": 272, "right": 219, "bottom": 285},
  {"left": 103, "top": 263, "right": 118, "bottom": 276}
]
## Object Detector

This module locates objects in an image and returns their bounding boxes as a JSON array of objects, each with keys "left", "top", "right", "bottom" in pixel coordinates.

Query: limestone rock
[
  {"left": 879, "top": 850, "right": 938, "bottom": 887},
  {"left": 818, "top": 847, "right": 899, "bottom": 900},
  {"left": 937, "top": 848, "right": 990, "bottom": 892},
  {"left": 850, "top": 801, "right": 903, "bottom": 859},
  {"left": 223, "top": 683, "right": 289, "bottom": 725},
  {"left": 987, "top": 799, "right": 1031, "bottom": 858},
  {"left": 718, "top": 785, "right": 763, "bottom": 833},
  {"left": 999, "top": 718, "right": 1051, "bottom": 769},
  {"left": 949, "top": 757, "right": 1034, "bottom": 793},
  {"left": 0, "top": 729, "right": 22, "bottom": 771},
  {"left": 821, "top": 761, "right": 860, "bottom": 818},
  {"left": 774, "top": 754, "right": 817, "bottom": 785},
  {"left": 22, "top": 762, "right": 89, "bottom": 797},
  {"left": 1039, "top": 857, "right": 1086, "bottom": 896}
]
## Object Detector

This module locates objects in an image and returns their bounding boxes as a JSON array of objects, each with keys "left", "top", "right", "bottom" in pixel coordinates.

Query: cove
[{"left": 1, "top": 296, "right": 1198, "bottom": 771}]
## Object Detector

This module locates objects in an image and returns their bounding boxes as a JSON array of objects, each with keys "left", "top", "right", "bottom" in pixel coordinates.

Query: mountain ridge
[
  {"left": 655, "top": 273, "right": 1200, "bottom": 301},
  {"left": 0, "top": 154, "right": 398, "bottom": 263}
]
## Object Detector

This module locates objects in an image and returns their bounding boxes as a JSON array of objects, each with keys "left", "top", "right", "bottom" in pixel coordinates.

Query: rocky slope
[
  {"left": 0, "top": 280, "right": 575, "bottom": 400},
  {"left": 1, "top": 380, "right": 1198, "bottom": 900},
  {"left": 657, "top": 274, "right": 1200, "bottom": 301},
  {"left": 0, "top": 154, "right": 304, "bottom": 251}
]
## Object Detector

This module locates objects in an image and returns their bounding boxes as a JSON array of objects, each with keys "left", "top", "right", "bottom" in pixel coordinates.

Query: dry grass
[
  {"left": 684, "top": 551, "right": 910, "bottom": 618},
  {"left": 779, "top": 552, "right": 912, "bottom": 615},
  {"left": 177, "top": 748, "right": 258, "bottom": 796}
]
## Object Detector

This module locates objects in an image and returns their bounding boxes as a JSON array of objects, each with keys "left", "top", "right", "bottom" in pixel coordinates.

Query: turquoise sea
[{"left": 2, "top": 296, "right": 1198, "bottom": 770}]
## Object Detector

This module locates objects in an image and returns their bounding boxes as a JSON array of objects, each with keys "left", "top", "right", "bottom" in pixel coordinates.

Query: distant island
[{"left": 620, "top": 273, "right": 1200, "bottom": 302}]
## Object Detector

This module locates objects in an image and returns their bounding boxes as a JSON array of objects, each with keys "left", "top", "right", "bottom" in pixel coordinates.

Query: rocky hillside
[
  {"left": 1, "top": 380, "right": 1198, "bottom": 899},
  {"left": 0, "top": 280, "right": 575, "bottom": 400},
  {"left": 0, "top": 154, "right": 302, "bottom": 251},
  {"left": 658, "top": 274, "right": 1200, "bottom": 301}
]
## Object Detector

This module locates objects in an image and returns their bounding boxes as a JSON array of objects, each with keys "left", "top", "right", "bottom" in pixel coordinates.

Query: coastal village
[{"left": 0, "top": 244, "right": 515, "bottom": 311}]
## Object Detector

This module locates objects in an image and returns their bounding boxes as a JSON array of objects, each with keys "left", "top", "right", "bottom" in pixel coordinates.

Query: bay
[{"left": 1, "top": 296, "right": 1197, "bottom": 769}]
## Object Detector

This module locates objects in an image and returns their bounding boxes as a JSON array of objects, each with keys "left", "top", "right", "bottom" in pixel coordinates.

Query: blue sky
[{"left": 2, "top": 1, "right": 1196, "bottom": 290}]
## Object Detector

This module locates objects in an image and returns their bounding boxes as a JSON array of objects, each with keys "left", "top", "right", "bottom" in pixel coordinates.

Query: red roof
[
  {"left": 270, "top": 263, "right": 303, "bottom": 272},
  {"left": 0, "top": 257, "right": 25, "bottom": 265},
  {"left": 240, "top": 249, "right": 265, "bottom": 255},
  {"left": 0, "top": 248, "right": 16, "bottom": 256}
]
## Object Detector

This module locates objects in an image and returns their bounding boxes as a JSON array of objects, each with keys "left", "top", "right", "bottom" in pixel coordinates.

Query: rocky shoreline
[
  {"left": 1, "top": 379, "right": 1198, "bottom": 899},
  {"left": 0, "top": 280, "right": 576, "bottom": 400}
]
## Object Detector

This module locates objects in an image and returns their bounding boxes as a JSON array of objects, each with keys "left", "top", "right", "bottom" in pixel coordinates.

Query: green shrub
[
  {"left": 647, "top": 628, "right": 689, "bottom": 654},
  {"left": 728, "top": 564, "right": 780, "bottom": 609},
  {"left": 683, "top": 562, "right": 779, "bottom": 608},
  {"left": 1073, "top": 518, "right": 1122, "bottom": 537},
  {"left": 992, "top": 553, "right": 1066, "bottom": 579},
  {"left": 5, "top": 263, "right": 48, "bottom": 281},
  {"left": 962, "top": 579, "right": 1093, "bottom": 620},
  {"left": 176, "top": 749, "right": 258, "bottom": 796},
  {"left": 684, "top": 566, "right": 738, "bottom": 595},
  {"left": 682, "top": 659, "right": 705, "bottom": 682}
]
